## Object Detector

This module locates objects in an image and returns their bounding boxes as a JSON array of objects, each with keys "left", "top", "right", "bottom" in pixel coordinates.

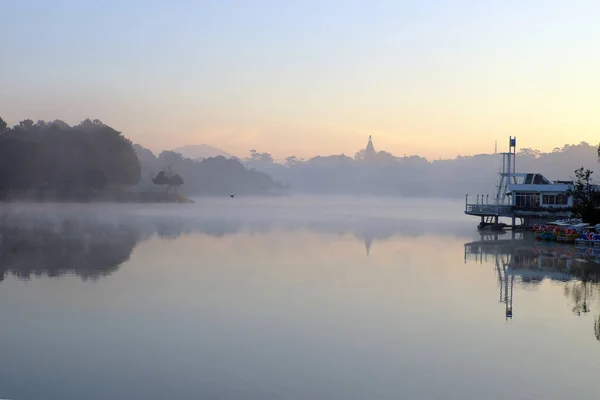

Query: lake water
[{"left": 1, "top": 197, "right": 600, "bottom": 400}]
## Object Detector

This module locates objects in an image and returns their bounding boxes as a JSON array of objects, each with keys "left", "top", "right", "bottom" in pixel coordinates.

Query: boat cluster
[{"left": 533, "top": 219, "right": 600, "bottom": 243}]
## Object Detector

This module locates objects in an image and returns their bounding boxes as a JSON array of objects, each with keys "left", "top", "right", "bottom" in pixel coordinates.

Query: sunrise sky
[{"left": 2, "top": 0, "right": 599, "bottom": 160}]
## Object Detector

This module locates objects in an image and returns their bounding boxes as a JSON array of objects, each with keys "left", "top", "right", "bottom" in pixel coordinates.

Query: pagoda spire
[{"left": 365, "top": 135, "right": 376, "bottom": 160}]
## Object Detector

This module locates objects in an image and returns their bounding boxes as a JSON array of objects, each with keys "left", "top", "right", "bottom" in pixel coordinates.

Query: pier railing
[{"left": 465, "top": 204, "right": 513, "bottom": 215}]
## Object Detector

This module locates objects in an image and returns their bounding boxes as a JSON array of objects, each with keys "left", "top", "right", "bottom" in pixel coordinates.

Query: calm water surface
[{"left": 1, "top": 197, "right": 600, "bottom": 400}]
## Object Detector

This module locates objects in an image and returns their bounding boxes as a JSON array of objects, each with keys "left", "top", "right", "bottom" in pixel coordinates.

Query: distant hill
[
  {"left": 132, "top": 143, "right": 284, "bottom": 196},
  {"left": 171, "top": 144, "right": 235, "bottom": 160}
]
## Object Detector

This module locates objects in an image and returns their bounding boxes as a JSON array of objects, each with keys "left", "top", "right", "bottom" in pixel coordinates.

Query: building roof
[{"left": 507, "top": 183, "right": 571, "bottom": 194}]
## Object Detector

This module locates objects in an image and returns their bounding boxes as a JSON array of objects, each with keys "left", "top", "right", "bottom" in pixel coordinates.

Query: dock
[
  {"left": 465, "top": 201, "right": 572, "bottom": 230},
  {"left": 465, "top": 136, "right": 573, "bottom": 230},
  {"left": 575, "top": 239, "right": 600, "bottom": 246}
]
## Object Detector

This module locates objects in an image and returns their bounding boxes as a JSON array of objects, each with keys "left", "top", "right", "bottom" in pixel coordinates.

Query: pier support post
[
  {"left": 494, "top": 215, "right": 499, "bottom": 224},
  {"left": 511, "top": 217, "right": 516, "bottom": 229}
]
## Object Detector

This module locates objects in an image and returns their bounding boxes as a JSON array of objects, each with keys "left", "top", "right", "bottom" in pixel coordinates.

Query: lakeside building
[{"left": 465, "top": 137, "right": 577, "bottom": 229}]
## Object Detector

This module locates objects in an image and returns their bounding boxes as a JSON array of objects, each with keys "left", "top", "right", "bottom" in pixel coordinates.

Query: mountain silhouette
[{"left": 171, "top": 144, "right": 235, "bottom": 160}]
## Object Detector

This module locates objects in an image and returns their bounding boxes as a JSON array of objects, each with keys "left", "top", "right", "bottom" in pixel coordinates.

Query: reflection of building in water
[
  {"left": 464, "top": 232, "right": 587, "bottom": 320},
  {"left": 364, "top": 235, "right": 372, "bottom": 256},
  {"left": 465, "top": 232, "right": 600, "bottom": 345}
]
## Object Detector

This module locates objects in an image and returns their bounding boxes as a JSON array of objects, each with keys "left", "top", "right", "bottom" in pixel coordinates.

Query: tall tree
[
  {"left": 152, "top": 171, "right": 172, "bottom": 192},
  {"left": 170, "top": 173, "right": 184, "bottom": 192},
  {"left": 0, "top": 116, "right": 7, "bottom": 134},
  {"left": 285, "top": 156, "right": 304, "bottom": 168},
  {"left": 247, "top": 149, "right": 273, "bottom": 164},
  {"left": 568, "top": 167, "right": 600, "bottom": 223}
]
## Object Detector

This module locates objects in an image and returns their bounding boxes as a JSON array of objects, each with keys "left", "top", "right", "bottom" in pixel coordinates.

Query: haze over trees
[
  {"left": 0, "top": 116, "right": 285, "bottom": 200},
  {"left": 0, "top": 118, "right": 140, "bottom": 200},
  {"left": 170, "top": 144, "right": 235, "bottom": 160},
  {"left": 134, "top": 146, "right": 285, "bottom": 196},
  {"left": 240, "top": 137, "right": 600, "bottom": 198},
  {"left": 2, "top": 115, "right": 597, "bottom": 200}
]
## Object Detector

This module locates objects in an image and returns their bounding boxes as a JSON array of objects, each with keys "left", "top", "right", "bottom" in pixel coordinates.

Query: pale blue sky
[{"left": 2, "top": 0, "right": 599, "bottom": 159}]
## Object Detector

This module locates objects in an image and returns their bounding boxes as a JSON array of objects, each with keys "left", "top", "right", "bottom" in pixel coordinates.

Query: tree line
[
  {"left": 0, "top": 116, "right": 284, "bottom": 201},
  {"left": 0, "top": 117, "right": 140, "bottom": 200},
  {"left": 134, "top": 146, "right": 285, "bottom": 196},
  {"left": 240, "top": 142, "right": 600, "bottom": 198}
]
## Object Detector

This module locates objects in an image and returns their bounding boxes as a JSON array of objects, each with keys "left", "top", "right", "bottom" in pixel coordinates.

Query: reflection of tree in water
[
  {"left": 0, "top": 213, "right": 411, "bottom": 284},
  {"left": 564, "top": 281, "right": 593, "bottom": 316},
  {"left": 149, "top": 218, "right": 243, "bottom": 239},
  {"left": 0, "top": 219, "right": 140, "bottom": 282},
  {"left": 565, "top": 280, "right": 600, "bottom": 343},
  {"left": 154, "top": 219, "right": 192, "bottom": 240},
  {"left": 563, "top": 262, "right": 600, "bottom": 324},
  {"left": 199, "top": 220, "right": 243, "bottom": 238},
  {"left": 0, "top": 211, "right": 471, "bottom": 285}
]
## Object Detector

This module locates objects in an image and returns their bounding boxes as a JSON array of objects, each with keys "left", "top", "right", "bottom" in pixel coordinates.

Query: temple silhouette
[{"left": 365, "top": 135, "right": 377, "bottom": 161}]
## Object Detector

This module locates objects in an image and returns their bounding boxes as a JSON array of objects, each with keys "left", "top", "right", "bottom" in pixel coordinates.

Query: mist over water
[{"left": 0, "top": 196, "right": 599, "bottom": 400}]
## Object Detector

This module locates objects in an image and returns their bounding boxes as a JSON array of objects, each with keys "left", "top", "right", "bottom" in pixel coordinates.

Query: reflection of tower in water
[
  {"left": 493, "top": 244, "right": 576, "bottom": 320},
  {"left": 464, "top": 232, "right": 576, "bottom": 321},
  {"left": 466, "top": 233, "right": 600, "bottom": 340},
  {"left": 495, "top": 252, "right": 514, "bottom": 320},
  {"left": 464, "top": 233, "right": 520, "bottom": 320}
]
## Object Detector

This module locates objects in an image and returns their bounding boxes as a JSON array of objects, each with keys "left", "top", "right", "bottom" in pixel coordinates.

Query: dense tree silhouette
[
  {"left": 152, "top": 171, "right": 171, "bottom": 190},
  {"left": 0, "top": 116, "right": 283, "bottom": 200},
  {"left": 0, "top": 117, "right": 140, "bottom": 199},
  {"left": 246, "top": 149, "right": 274, "bottom": 167},
  {"left": 170, "top": 173, "right": 184, "bottom": 192},
  {"left": 284, "top": 156, "right": 303, "bottom": 168},
  {"left": 0, "top": 117, "right": 7, "bottom": 134},
  {"left": 74, "top": 119, "right": 141, "bottom": 186},
  {"left": 83, "top": 167, "right": 108, "bottom": 191},
  {"left": 152, "top": 170, "right": 184, "bottom": 193},
  {"left": 568, "top": 167, "right": 600, "bottom": 223}
]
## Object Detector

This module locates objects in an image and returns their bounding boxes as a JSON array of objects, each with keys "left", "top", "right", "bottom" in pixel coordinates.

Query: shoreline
[{"left": 0, "top": 191, "right": 195, "bottom": 204}]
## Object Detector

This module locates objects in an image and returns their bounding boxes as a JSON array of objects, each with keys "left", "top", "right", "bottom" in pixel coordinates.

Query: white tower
[{"left": 496, "top": 137, "right": 517, "bottom": 205}]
